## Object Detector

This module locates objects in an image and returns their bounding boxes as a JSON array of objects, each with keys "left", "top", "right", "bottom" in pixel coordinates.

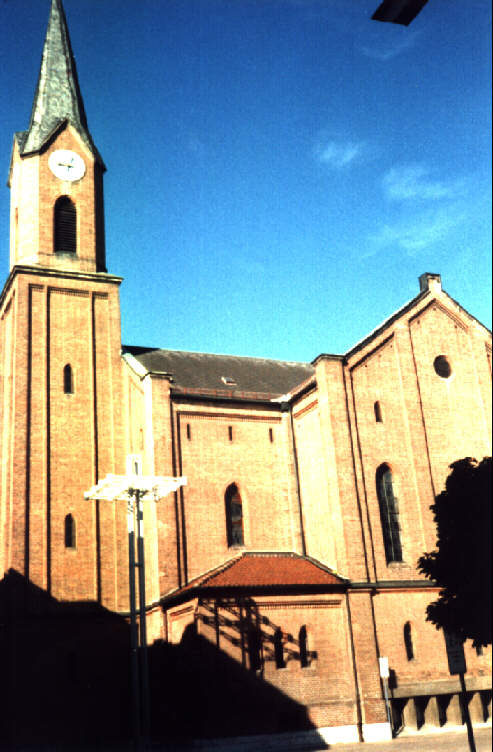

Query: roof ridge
[
  {"left": 122, "top": 345, "right": 312, "bottom": 368},
  {"left": 180, "top": 552, "right": 244, "bottom": 591},
  {"left": 198, "top": 553, "right": 245, "bottom": 587},
  {"left": 302, "top": 553, "right": 349, "bottom": 581}
]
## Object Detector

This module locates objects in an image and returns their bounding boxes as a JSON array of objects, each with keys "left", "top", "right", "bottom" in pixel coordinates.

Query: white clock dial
[{"left": 48, "top": 150, "right": 86, "bottom": 182}]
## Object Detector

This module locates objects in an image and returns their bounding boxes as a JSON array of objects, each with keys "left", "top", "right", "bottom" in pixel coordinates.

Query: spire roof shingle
[{"left": 18, "top": 0, "right": 102, "bottom": 163}]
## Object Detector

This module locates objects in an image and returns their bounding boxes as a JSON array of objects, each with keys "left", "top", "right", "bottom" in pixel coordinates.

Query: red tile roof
[{"left": 165, "top": 552, "right": 346, "bottom": 602}]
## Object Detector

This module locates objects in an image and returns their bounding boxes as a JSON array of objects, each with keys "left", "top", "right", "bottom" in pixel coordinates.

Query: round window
[{"left": 433, "top": 355, "right": 452, "bottom": 379}]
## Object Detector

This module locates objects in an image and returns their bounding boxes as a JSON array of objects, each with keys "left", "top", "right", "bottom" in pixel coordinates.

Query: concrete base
[
  {"left": 190, "top": 724, "right": 360, "bottom": 750},
  {"left": 362, "top": 722, "right": 393, "bottom": 742}
]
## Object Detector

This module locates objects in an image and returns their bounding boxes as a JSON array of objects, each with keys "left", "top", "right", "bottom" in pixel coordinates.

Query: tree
[{"left": 418, "top": 456, "right": 492, "bottom": 647}]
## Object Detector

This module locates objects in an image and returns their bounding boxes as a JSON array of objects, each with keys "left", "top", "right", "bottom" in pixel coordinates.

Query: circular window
[{"left": 433, "top": 355, "right": 452, "bottom": 379}]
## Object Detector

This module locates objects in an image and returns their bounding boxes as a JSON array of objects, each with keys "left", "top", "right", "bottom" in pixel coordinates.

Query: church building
[{"left": 0, "top": 1, "right": 491, "bottom": 748}]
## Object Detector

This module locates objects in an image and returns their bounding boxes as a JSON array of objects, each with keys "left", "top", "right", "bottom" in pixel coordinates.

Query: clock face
[{"left": 48, "top": 150, "right": 86, "bottom": 182}]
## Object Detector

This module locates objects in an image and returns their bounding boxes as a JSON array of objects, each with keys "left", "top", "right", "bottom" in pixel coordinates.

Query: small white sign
[
  {"left": 379, "top": 656, "right": 389, "bottom": 679},
  {"left": 444, "top": 631, "right": 467, "bottom": 675}
]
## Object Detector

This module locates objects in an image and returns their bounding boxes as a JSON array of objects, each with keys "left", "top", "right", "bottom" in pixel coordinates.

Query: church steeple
[
  {"left": 18, "top": 0, "right": 100, "bottom": 162},
  {"left": 8, "top": 0, "right": 106, "bottom": 273}
]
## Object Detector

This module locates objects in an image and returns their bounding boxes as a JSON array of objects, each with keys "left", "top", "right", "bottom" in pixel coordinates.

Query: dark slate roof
[
  {"left": 18, "top": 0, "right": 102, "bottom": 163},
  {"left": 123, "top": 346, "right": 315, "bottom": 401}
]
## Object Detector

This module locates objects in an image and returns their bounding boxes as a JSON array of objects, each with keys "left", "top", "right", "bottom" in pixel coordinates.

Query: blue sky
[{"left": 0, "top": 0, "right": 491, "bottom": 361}]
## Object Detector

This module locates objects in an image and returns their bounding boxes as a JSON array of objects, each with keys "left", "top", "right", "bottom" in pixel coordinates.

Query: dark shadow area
[
  {"left": 148, "top": 626, "right": 322, "bottom": 744},
  {"left": 437, "top": 694, "right": 453, "bottom": 726},
  {"left": 390, "top": 698, "right": 406, "bottom": 735},
  {"left": 415, "top": 696, "right": 429, "bottom": 729},
  {"left": 1, "top": 572, "right": 326, "bottom": 750},
  {"left": 0, "top": 569, "right": 131, "bottom": 749}
]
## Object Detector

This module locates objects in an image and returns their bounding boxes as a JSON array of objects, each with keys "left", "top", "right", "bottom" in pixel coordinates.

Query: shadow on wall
[
  {"left": 198, "top": 598, "right": 318, "bottom": 671},
  {"left": 0, "top": 571, "right": 325, "bottom": 749}
]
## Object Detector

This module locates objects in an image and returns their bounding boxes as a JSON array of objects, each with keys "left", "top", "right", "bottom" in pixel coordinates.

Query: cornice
[{"left": 0, "top": 264, "right": 123, "bottom": 310}]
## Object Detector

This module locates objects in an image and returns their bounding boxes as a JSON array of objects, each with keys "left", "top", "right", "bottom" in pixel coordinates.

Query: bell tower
[
  {"left": 8, "top": 0, "right": 106, "bottom": 273},
  {"left": 0, "top": 0, "right": 127, "bottom": 609}
]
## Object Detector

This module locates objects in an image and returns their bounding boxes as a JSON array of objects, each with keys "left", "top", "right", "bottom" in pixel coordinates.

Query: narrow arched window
[
  {"left": 404, "top": 622, "right": 414, "bottom": 661},
  {"left": 376, "top": 464, "right": 402, "bottom": 563},
  {"left": 64, "top": 514, "right": 76, "bottom": 549},
  {"left": 54, "top": 196, "right": 76, "bottom": 254},
  {"left": 225, "top": 483, "right": 244, "bottom": 546},
  {"left": 374, "top": 401, "right": 383, "bottom": 423},
  {"left": 299, "top": 625, "right": 309, "bottom": 668},
  {"left": 247, "top": 626, "right": 262, "bottom": 672},
  {"left": 274, "top": 628, "right": 285, "bottom": 669},
  {"left": 63, "top": 364, "right": 73, "bottom": 394}
]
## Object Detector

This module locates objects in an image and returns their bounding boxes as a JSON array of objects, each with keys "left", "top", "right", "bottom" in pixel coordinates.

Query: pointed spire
[{"left": 19, "top": 0, "right": 100, "bottom": 160}]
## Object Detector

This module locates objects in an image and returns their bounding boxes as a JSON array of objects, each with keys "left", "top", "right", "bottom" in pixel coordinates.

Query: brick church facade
[{"left": 0, "top": 0, "right": 491, "bottom": 747}]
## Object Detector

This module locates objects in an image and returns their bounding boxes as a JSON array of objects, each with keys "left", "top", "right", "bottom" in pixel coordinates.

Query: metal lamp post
[{"left": 85, "top": 462, "right": 186, "bottom": 750}]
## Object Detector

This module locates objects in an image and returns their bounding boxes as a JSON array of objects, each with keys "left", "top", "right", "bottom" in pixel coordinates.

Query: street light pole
[
  {"left": 85, "top": 468, "right": 187, "bottom": 752},
  {"left": 136, "top": 488, "right": 151, "bottom": 745},
  {"left": 127, "top": 493, "right": 141, "bottom": 748}
]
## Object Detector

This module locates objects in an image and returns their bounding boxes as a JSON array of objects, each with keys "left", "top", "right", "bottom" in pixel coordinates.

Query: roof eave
[{"left": 161, "top": 581, "right": 349, "bottom": 610}]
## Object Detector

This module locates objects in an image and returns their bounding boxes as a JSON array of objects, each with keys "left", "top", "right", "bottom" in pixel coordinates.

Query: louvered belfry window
[
  {"left": 54, "top": 196, "right": 76, "bottom": 254},
  {"left": 376, "top": 464, "right": 403, "bottom": 563}
]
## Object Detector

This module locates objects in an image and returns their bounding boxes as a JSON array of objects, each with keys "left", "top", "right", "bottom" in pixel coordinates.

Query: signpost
[
  {"left": 444, "top": 631, "right": 476, "bottom": 752},
  {"left": 379, "top": 656, "right": 392, "bottom": 734},
  {"left": 85, "top": 461, "right": 186, "bottom": 751}
]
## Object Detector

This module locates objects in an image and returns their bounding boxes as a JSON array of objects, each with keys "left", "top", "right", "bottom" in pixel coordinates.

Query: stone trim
[
  {"left": 293, "top": 400, "right": 318, "bottom": 420},
  {"left": 258, "top": 599, "right": 341, "bottom": 609}
]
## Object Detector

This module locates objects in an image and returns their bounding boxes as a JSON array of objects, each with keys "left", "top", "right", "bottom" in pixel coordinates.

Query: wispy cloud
[
  {"left": 315, "top": 140, "right": 363, "bottom": 169},
  {"left": 366, "top": 208, "right": 463, "bottom": 257},
  {"left": 382, "top": 164, "right": 459, "bottom": 201},
  {"left": 360, "top": 30, "right": 422, "bottom": 61}
]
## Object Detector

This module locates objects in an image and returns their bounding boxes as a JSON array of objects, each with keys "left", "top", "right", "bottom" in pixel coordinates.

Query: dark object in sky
[
  {"left": 372, "top": 0, "right": 429, "bottom": 25},
  {"left": 417, "top": 457, "right": 492, "bottom": 648}
]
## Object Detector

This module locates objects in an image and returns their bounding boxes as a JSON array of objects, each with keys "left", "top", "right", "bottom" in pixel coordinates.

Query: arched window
[
  {"left": 299, "top": 625, "right": 309, "bottom": 668},
  {"left": 374, "top": 401, "right": 383, "bottom": 423},
  {"left": 54, "top": 196, "right": 76, "bottom": 254},
  {"left": 63, "top": 364, "right": 73, "bottom": 394},
  {"left": 404, "top": 621, "right": 414, "bottom": 661},
  {"left": 225, "top": 483, "right": 244, "bottom": 546},
  {"left": 247, "top": 626, "right": 262, "bottom": 672},
  {"left": 64, "top": 514, "right": 76, "bottom": 549},
  {"left": 274, "top": 628, "right": 285, "bottom": 669},
  {"left": 376, "top": 464, "right": 402, "bottom": 563}
]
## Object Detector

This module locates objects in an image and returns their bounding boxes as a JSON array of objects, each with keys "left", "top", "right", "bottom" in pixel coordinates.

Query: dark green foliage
[{"left": 418, "top": 457, "right": 492, "bottom": 647}]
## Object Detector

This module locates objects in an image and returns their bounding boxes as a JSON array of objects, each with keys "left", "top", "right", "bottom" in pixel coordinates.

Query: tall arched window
[
  {"left": 374, "top": 401, "right": 383, "bottom": 423},
  {"left": 247, "top": 626, "right": 262, "bottom": 672},
  {"left": 299, "top": 625, "right": 309, "bottom": 668},
  {"left": 274, "top": 628, "right": 285, "bottom": 669},
  {"left": 54, "top": 196, "right": 76, "bottom": 254},
  {"left": 225, "top": 483, "right": 244, "bottom": 546},
  {"left": 64, "top": 514, "right": 76, "bottom": 549},
  {"left": 404, "top": 621, "right": 414, "bottom": 661},
  {"left": 63, "top": 364, "right": 73, "bottom": 394},
  {"left": 376, "top": 464, "right": 402, "bottom": 563}
]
